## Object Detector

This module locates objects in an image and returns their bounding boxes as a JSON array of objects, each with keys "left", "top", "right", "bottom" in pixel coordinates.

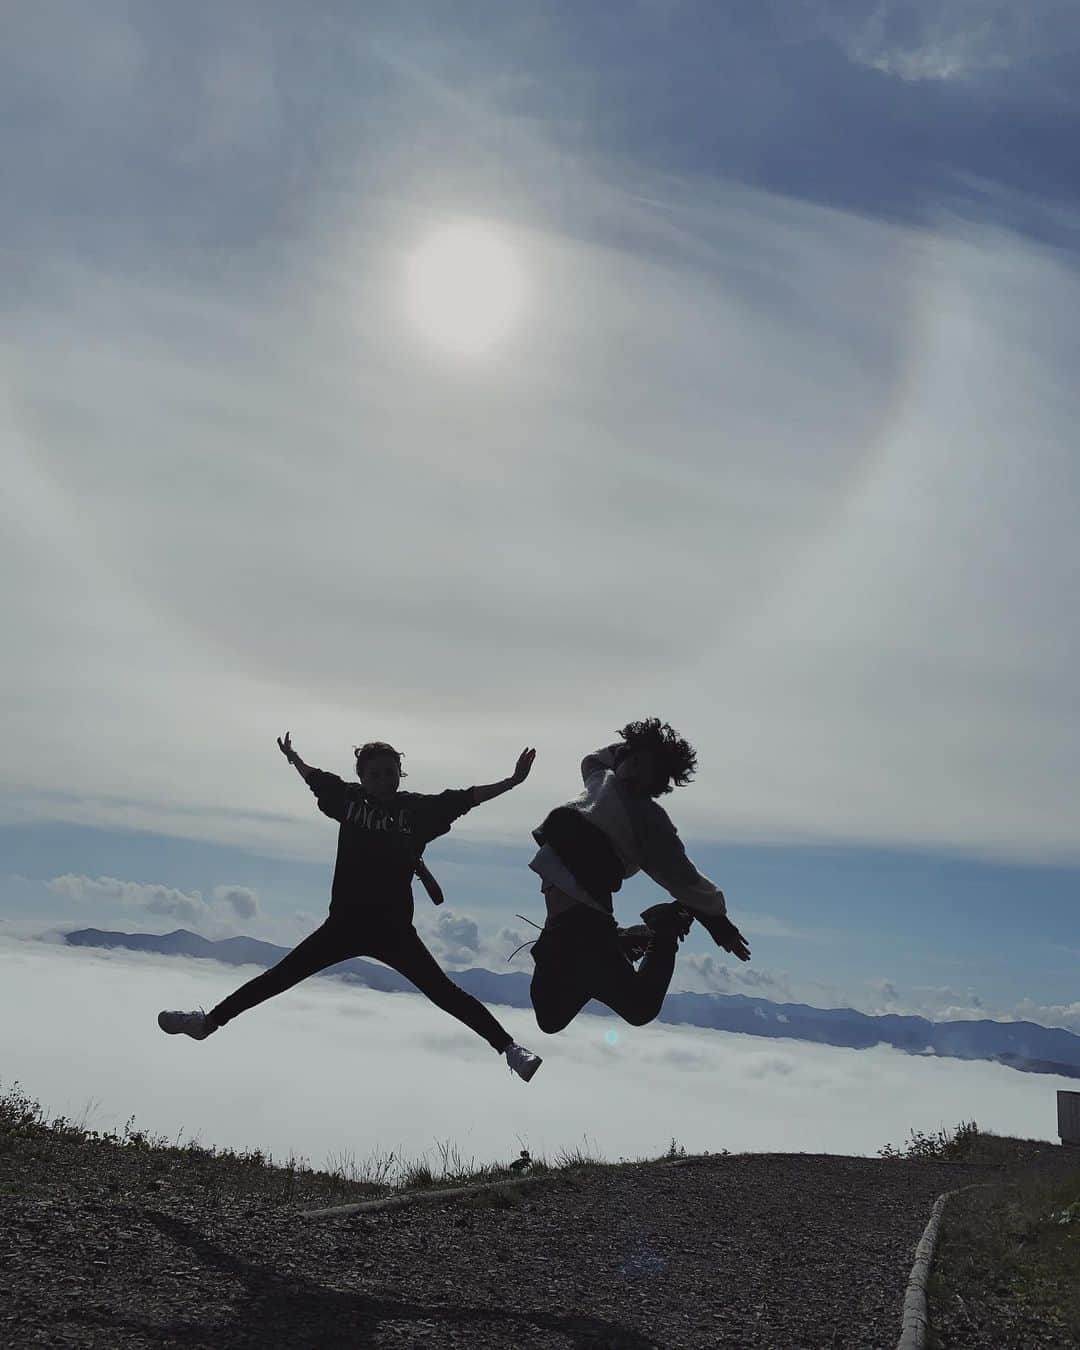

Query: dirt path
[{"left": 2, "top": 1153, "right": 1001, "bottom": 1348}]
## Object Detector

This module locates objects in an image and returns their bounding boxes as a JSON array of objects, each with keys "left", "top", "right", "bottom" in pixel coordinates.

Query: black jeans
[
  {"left": 208, "top": 915, "right": 514, "bottom": 1053},
  {"left": 529, "top": 904, "right": 678, "bottom": 1034}
]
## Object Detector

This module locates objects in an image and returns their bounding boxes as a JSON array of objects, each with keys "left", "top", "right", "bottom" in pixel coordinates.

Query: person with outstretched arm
[
  {"left": 527, "top": 718, "right": 750, "bottom": 1036},
  {"left": 159, "top": 733, "right": 543, "bottom": 1082}
]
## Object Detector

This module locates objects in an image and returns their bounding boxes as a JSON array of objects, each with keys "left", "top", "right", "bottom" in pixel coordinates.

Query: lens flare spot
[{"left": 604, "top": 1029, "right": 620, "bottom": 1047}]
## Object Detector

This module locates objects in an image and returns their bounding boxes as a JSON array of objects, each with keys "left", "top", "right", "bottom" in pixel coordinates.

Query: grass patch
[
  {"left": 0, "top": 1082, "right": 679, "bottom": 1212},
  {"left": 879, "top": 1119, "right": 982, "bottom": 1162},
  {"left": 928, "top": 1153, "right": 1080, "bottom": 1346},
  {"left": 0, "top": 1078, "right": 348, "bottom": 1206},
  {"left": 877, "top": 1119, "right": 1080, "bottom": 1345},
  {"left": 877, "top": 1119, "right": 1063, "bottom": 1168}
]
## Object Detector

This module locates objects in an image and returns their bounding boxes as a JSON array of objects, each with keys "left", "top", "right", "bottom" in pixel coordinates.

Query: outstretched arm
[
  {"left": 277, "top": 731, "right": 315, "bottom": 782},
  {"left": 638, "top": 809, "right": 751, "bottom": 961},
  {"left": 470, "top": 747, "right": 536, "bottom": 807}
]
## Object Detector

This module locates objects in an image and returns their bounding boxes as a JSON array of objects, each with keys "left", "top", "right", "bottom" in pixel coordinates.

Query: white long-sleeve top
[{"left": 529, "top": 745, "right": 728, "bottom": 918}]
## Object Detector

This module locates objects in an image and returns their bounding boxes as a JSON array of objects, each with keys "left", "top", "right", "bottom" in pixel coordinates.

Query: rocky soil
[{"left": 1, "top": 1141, "right": 1006, "bottom": 1349}]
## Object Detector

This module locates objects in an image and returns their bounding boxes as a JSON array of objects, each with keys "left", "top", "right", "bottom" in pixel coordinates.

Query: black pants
[
  {"left": 529, "top": 904, "right": 678, "bottom": 1034},
  {"left": 208, "top": 915, "right": 514, "bottom": 1053}
]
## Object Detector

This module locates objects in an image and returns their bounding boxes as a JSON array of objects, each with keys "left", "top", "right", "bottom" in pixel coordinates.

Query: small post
[{"left": 1058, "top": 1090, "right": 1080, "bottom": 1146}]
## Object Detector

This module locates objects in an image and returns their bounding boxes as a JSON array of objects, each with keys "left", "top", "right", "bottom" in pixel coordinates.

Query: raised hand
[
  {"left": 470, "top": 749, "right": 538, "bottom": 806},
  {"left": 511, "top": 747, "right": 536, "bottom": 785},
  {"left": 277, "top": 731, "right": 295, "bottom": 762}
]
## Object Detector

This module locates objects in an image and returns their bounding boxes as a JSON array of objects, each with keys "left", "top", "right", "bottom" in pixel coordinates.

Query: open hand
[
  {"left": 277, "top": 731, "right": 295, "bottom": 762},
  {"left": 716, "top": 917, "right": 751, "bottom": 962},
  {"left": 510, "top": 747, "right": 536, "bottom": 785}
]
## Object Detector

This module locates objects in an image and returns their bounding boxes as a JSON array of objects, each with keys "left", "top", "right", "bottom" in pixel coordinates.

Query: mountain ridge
[{"left": 64, "top": 926, "right": 1080, "bottom": 1080}]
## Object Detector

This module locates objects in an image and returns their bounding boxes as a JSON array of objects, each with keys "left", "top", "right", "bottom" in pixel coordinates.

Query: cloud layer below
[{"left": 1, "top": 939, "right": 1067, "bottom": 1171}]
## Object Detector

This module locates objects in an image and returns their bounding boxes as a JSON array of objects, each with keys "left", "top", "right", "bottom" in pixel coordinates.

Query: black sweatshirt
[{"left": 306, "top": 770, "right": 473, "bottom": 921}]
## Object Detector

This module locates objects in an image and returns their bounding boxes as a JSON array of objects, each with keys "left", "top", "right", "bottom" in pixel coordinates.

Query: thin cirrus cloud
[
  {"left": 794, "top": 1, "right": 1080, "bottom": 81},
  {"left": 6, "top": 188, "right": 1080, "bottom": 867}
]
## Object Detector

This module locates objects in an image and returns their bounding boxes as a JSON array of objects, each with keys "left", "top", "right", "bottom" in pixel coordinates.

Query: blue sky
[{"left": 2, "top": 2, "right": 1079, "bottom": 1035}]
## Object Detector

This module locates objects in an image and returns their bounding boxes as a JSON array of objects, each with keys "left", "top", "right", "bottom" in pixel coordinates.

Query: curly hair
[
  {"left": 353, "top": 741, "right": 407, "bottom": 780},
  {"left": 616, "top": 718, "right": 697, "bottom": 797}
]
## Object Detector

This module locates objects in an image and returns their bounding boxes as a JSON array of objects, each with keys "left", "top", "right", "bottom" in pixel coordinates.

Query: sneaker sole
[
  {"left": 514, "top": 1057, "right": 542, "bottom": 1083},
  {"left": 157, "top": 1012, "right": 210, "bottom": 1040}
]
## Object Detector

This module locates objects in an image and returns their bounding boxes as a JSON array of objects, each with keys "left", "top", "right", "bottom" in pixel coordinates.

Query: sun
[{"left": 404, "top": 221, "right": 526, "bottom": 358}]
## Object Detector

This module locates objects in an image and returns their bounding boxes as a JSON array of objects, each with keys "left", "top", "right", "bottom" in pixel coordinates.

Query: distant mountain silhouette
[
  {"left": 65, "top": 926, "right": 419, "bottom": 995},
  {"left": 66, "top": 926, "right": 1080, "bottom": 1080}
]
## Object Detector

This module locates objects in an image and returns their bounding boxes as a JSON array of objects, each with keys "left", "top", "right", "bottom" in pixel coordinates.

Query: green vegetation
[
  {"left": 928, "top": 1153, "right": 1080, "bottom": 1347},
  {"left": 0, "top": 1080, "right": 674, "bottom": 1210},
  {"left": 878, "top": 1119, "right": 982, "bottom": 1162},
  {"left": 1, "top": 1078, "right": 359, "bottom": 1206},
  {"left": 877, "top": 1118, "right": 1080, "bottom": 1345},
  {"left": 877, "top": 1117, "right": 1074, "bottom": 1169}
]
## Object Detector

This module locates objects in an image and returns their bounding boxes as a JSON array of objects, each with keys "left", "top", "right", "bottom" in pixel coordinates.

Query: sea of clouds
[{"left": 1, "top": 937, "right": 1069, "bottom": 1174}]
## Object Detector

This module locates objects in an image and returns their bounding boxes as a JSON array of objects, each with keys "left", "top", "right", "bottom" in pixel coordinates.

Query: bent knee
[
  {"left": 533, "top": 1009, "right": 573, "bottom": 1035},
  {"left": 623, "top": 1006, "right": 660, "bottom": 1028}
]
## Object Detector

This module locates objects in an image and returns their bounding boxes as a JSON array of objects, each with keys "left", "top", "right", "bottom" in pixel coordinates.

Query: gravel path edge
[
  {"left": 301, "top": 1172, "right": 545, "bottom": 1218},
  {"left": 895, "top": 1183, "right": 989, "bottom": 1350},
  {"left": 301, "top": 1153, "right": 719, "bottom": 1219}
]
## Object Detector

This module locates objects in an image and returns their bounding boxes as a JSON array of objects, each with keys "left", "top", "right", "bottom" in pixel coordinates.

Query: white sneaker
[
  {"left": 158, "top": 1009, "right": 215, "bottom": 1041},
  {"left": 504, "top": 1042, "right": 542, "bottom": 1083}
]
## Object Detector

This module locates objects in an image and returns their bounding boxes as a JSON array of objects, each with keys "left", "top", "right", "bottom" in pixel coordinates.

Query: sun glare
[{"left": 404, "top": 222, "right": 526, "bottom": 358}]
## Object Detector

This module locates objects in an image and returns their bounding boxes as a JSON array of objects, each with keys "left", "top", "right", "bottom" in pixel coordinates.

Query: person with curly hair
[
  {"left": 158, "top": 733, "right": 543, "bottom": 1083},
  {"left": 527, "top": 718, "right": 750, "bottom": 1035}
]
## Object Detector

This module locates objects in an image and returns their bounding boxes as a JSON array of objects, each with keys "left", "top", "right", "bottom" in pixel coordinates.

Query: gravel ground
[{"left": 0, "top": 1151, "right": 996, "bottom": 1349}]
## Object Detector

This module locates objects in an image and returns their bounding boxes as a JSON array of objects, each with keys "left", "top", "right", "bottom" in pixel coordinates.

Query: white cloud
[
  {"left": 802, "top": 1, "right": 1079, "bottom": 81},
  {"left": 674, "top": 958, "right": 1080, "bottom": 1039},
  {"left": 840, "top": 979, "right": 1080, "bottom": 1036},
  {"left": 417, "top": 908, "right": 532, "bottom": 970},
  {"left": 0, "top": 938, "right": 1068, "bottom": 1167},
  {"left": 47, "top": 874, "right": 211, "bottom": 925},
  {"left": 212, "top": 885, "right": 261, "bottom": 920},
  {"left": 45, "top": 874, "right": 262, "bottom": 934},
  {"left": 681, "top": 953, "right": 842, "bottom": 1005},
  {"left": 1007, "top": 999, "right": 1080, "bottom": 1036},
  {"left": 430, "top": 910, "right": 481, "bottom": 956}
]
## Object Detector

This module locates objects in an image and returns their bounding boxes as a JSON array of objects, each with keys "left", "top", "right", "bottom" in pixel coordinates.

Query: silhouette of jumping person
[
  {"left": 159, "top": 733, "right": 543, "bottom": 1082},
  {"left": 527, "top": 719, "right": 750, "bottom": 1035}
]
